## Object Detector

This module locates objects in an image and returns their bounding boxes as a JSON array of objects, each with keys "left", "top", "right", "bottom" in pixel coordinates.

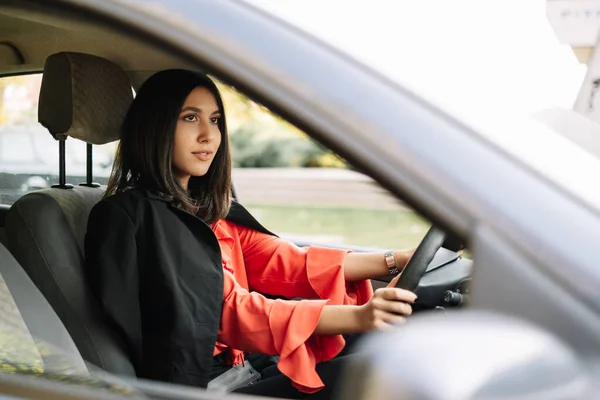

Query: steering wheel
[{"left": 395, "top": 226, "right": 447, "bottom": 292}]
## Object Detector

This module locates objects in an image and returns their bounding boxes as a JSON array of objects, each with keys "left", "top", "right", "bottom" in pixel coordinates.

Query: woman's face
[{"left": 172, "top": 87, "right": 222, "bottom": 189}]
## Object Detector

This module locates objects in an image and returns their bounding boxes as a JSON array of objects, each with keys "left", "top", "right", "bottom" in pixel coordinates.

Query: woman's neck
[{"left": 176, "top": 175, "right": 190, "bottom": 191}]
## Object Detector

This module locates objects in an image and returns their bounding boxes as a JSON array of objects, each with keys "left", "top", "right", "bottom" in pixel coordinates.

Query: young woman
[{"left": 85, "top": 69, "right": 417, "bottom": 399}]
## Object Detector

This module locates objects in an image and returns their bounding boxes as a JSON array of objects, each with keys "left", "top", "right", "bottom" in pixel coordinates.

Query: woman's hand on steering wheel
[{"left": 358, "top": 276, "right": 417, "bottom": 331}]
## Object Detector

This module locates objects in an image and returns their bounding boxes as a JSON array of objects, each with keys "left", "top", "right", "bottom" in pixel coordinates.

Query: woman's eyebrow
[
  {"left": 180, "top": 106, "right": 202, "bottom": 113},
  {"left": 180, "top": 106, "right": 221, "bottom": 114}
]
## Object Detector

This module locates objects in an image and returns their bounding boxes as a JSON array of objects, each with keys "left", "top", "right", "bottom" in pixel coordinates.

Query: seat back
[{"left": 5, "top": 52, "right": 135, "bottom": 376}]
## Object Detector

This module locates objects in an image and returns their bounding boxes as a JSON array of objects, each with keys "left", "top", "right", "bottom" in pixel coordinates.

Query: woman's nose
[{"left": 198, "top": 121, "right": 213, "bottom": 142}]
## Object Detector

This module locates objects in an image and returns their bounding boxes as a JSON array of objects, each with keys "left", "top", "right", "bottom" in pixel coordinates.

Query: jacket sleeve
[
  {"left": 238, "top": 225, "right": 373, "bottom": 305},
  {"left": 84, "top": 200, "right": 142, "bottom": 370},
  {"left": 218, "top": 268, "right": 344, "bottom": 393}
]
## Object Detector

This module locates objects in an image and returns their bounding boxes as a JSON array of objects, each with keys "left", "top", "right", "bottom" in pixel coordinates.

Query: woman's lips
[{"left": 192, "top": 151, "right": 213, "bottom": 162}]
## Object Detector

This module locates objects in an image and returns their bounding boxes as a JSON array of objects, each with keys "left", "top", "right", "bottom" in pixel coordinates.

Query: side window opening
[
  {"left": 0, "top": 73, "right": 430, "bottom": 249},
  {"left": 217, "top": 80, "right": 430, "bottom": 249}
]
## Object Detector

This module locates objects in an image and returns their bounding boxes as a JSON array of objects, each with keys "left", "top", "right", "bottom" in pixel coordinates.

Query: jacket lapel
[
  {"left": 226, "top": 201, "right": 277, "bottom": 237},
  {"left": 142, "top": 188, "right": 276, "bottom": 238}
]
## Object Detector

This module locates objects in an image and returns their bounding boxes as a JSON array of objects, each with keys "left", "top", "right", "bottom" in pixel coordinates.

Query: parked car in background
[{"left": 0, "top": 123, "right": 113, "bottom": 203}]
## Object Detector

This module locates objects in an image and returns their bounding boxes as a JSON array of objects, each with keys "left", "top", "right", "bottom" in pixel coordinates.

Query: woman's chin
[{"left": 191, "top": 168, "right": 210, "bottom": 178}]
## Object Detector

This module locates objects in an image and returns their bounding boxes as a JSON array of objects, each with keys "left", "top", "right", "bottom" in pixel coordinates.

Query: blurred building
[{"left": 547, "top": 0, "right": 600, "bottom": 121}]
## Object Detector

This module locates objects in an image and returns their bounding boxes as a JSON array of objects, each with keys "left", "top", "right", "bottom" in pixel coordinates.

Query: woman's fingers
[
  {"left": 373, "top": 310, "right": 406, "bottom": 330},
  {"left": 361, "top": 287, "right": 416, "bottom": 332},
  {"left": 373, "top": 288, "right": 415, "bottom": 315},
  {"left": 372, "top": 296, "right": 412, "bottom": 316},
  {"left": 373, "top": 319, "right": 393, "bottom": 331},
  {"left": 375, "top": 287, "right": 417, "bottom": 303}
]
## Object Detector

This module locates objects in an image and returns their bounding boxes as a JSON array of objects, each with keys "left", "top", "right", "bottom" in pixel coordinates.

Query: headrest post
[
  {"left": 51, "top": 139, "right": 73, "bottom": 190},
  {"left": 80, "top": 143, "right": 100, "bottom": 188}
]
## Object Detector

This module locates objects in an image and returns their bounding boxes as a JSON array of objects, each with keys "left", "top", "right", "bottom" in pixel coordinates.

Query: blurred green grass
[{"left": 245, "top": 205, "right": 431, "bottom": 250}]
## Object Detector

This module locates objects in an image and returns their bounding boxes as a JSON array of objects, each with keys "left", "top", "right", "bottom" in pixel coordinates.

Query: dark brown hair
[{"left": 105, "top": 69, "right": 232, "bottom": 223}]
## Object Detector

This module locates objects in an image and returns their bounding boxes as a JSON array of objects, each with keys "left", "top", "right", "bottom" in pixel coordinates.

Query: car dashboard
[{"left": 413, "top": 248, "right": 472, "bottom": 311}]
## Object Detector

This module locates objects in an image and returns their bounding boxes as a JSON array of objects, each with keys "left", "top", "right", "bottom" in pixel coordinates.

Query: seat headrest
[{"left": 38, "top": 52, "right": 133, "bottom": 145}]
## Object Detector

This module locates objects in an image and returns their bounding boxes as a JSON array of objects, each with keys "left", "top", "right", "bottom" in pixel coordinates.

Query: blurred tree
[
  {"left": 0, "top": 75, "right": 39, "bottom": 125},
  {"left": 230, "top": 124, "right": 348, "bottom": 168},
  {"left": 215, "top": 78, "right": 349, "bottom": 169},
  {"left": 0, "top": 78, "right": 7, "bottom": 124}
]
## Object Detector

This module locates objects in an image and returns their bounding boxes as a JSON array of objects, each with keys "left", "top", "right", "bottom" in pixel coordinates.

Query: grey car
[{"left": 0, "top": 0, "right": 599, "bottom": 399}]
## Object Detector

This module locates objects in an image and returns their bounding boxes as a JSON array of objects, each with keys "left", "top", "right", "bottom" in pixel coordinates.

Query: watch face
[{"left": 385, "top": 253, "right": 396, "bottom": 268}]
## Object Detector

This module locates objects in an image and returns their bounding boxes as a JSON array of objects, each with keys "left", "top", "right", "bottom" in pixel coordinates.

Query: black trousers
[
  {"left": 233, "top": 354, "right": 354, "bottom": 399},
  {"left": 229, "top": 334, "right": 363, "bottom": 399}
]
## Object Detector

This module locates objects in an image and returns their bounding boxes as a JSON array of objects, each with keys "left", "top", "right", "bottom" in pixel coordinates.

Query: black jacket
[{"left": 84, "top": 188, "right": 272, "bottom": 387}]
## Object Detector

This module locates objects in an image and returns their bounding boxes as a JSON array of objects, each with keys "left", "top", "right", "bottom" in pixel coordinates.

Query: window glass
[
  {"left": 0, "top": 74, "right": 116, "bottom": 204},
  {"left": 219, "top": 82, "right": 430, "bottom": 249}
]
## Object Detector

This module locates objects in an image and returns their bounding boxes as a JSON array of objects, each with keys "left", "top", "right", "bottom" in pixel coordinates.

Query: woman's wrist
[
  {"left": 343, "top": 248, "right": 416, "bottom": 281},
  {"left": 383, "top": 249, "right": 411, "bottom": 276},
  {"left": 393, "top": 249, "right": 412, "bottom": 271}
]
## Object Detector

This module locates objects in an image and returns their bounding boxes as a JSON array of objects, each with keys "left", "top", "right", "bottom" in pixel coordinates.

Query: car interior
[{"left": 0, "top": 1, "right": 472, "bottom": 398}]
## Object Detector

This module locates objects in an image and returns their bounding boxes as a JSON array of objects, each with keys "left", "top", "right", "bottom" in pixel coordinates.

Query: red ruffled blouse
[{"left": 211, "top": 219, "right": 373, "bottom": 393}]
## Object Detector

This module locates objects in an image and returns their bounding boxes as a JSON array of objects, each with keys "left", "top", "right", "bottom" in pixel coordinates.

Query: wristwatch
[{"left": 384, "top": 250, "right": 400, "bottom": 275}]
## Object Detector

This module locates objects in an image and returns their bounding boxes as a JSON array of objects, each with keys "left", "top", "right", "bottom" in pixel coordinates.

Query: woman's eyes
[{"left": 182, "top": 114, "right": 220, "bottom": 124}]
